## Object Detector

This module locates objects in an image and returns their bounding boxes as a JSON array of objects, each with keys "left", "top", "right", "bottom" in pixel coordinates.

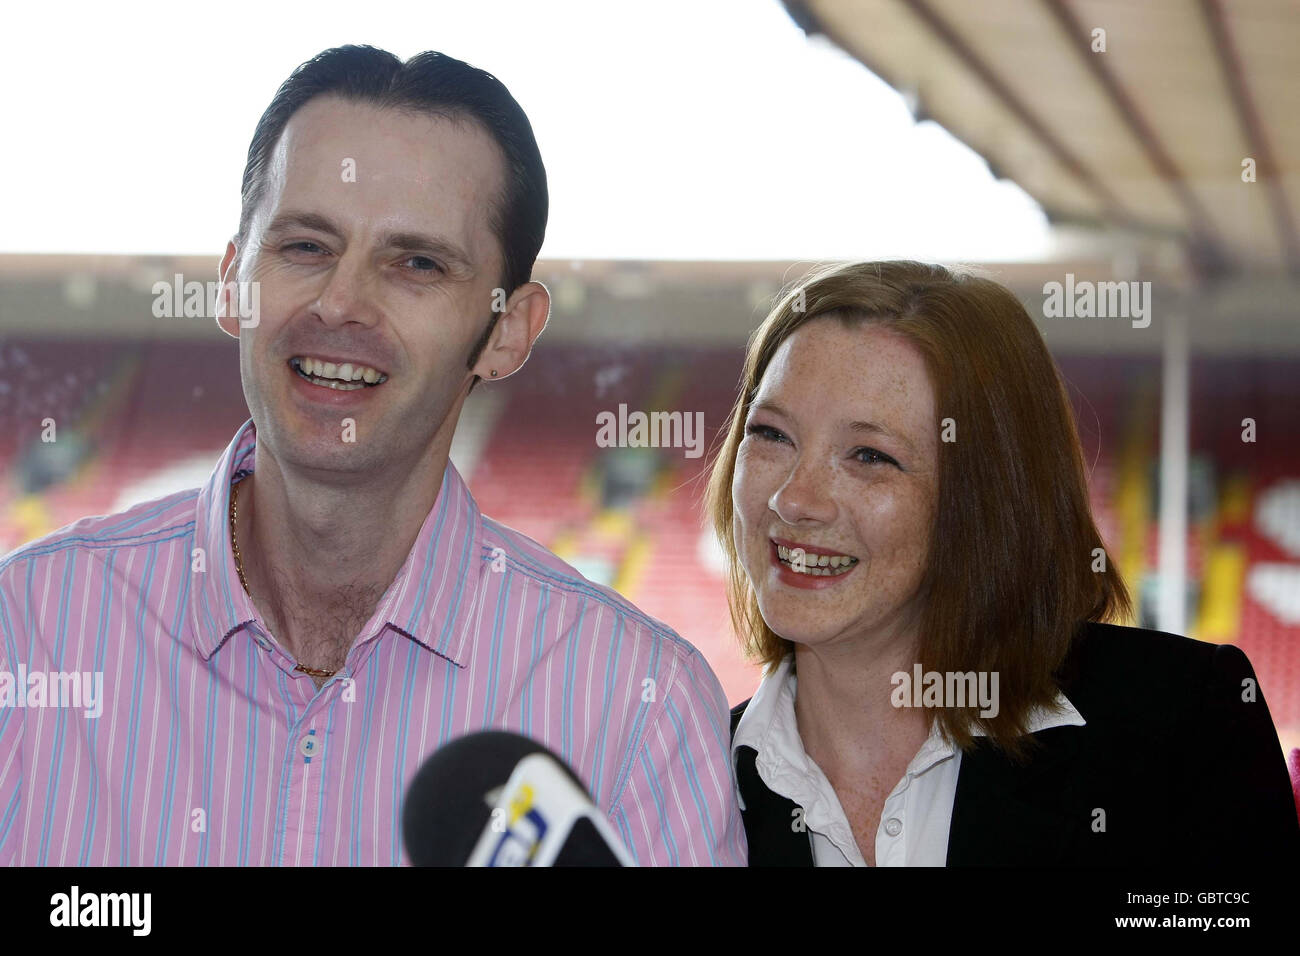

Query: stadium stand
[{"left": 0, "top": 338, "right": 1296, "bottom": 744}]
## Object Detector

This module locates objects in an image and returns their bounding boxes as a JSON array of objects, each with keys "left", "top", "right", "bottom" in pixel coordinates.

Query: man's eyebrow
[
  {"left": 264, "top": 211, "right": 474, "bottom": 272},
  {"left": 264, "top": 211, "right": 344, "bottom": 240}
]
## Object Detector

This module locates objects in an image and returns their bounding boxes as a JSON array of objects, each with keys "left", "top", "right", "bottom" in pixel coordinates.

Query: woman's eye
[
  {"left": 854, "top": 446, "right": 899, "bottom": 467},
  {"left": 745, "top": 423, "right": 788, "bottom": 444}
]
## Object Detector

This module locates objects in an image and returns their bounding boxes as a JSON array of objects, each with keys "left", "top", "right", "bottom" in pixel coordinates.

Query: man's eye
[
  {"left": 404, "top": 256, "right": 444, "bottom": 274},
  {"left": 745, "top": 423, "right": 788, "bottom": 444},
  {"left": 854, "top": 446, "right": 899, "bottom": 467},
  {"left": 284, "top": 241, "right": 325, "bottom": 254}
]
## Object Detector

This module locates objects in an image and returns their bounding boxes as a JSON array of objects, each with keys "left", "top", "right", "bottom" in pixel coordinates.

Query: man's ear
[
  {"left": 215, "top": 240, "right": 243, "bottom": 339},
  {"left": 471, "top": 281, "right": 551, "bottom": 381}
]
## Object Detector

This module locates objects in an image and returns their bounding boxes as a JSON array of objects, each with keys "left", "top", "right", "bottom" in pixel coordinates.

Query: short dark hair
[{"left": 236, "top": 45, "right": 548, "bottom": 368}]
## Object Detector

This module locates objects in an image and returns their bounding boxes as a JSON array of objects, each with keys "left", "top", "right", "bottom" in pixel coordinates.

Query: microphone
[{"left": 402, "top": 730, "right": 636, "bottom": 866}]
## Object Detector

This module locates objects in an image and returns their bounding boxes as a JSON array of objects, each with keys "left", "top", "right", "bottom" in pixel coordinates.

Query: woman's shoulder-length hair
[{"left": 704, "top": 259, "right": 1131, "bottom": 761}]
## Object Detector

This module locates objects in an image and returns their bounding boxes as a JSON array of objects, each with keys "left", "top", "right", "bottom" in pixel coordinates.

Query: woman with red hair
[{"left": 708, "top": 260, "right": 1299, "bottom": 865}]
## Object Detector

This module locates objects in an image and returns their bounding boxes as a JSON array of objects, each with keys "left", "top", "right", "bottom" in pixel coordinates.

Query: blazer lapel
[
  {"left": 946, "top": 724, "right": 1089, "bottom": 865},
  {"left": 734, "top": 744, "right": 815, "bottom": 866}
]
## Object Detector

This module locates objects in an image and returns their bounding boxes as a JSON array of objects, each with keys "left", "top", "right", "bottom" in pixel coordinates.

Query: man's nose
[{"left": 311, "top": 251, "right": 381, "bottom": 328}]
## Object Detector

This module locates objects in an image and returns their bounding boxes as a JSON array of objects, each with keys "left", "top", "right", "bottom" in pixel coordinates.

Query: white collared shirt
[{"left": 731, "top": 654, "right": 1087, "bottom": 866}]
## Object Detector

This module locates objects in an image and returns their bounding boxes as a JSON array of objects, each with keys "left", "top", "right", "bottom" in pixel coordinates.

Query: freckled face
[{"left": 731, "top": 318, "right": 939, "bottom": 649}]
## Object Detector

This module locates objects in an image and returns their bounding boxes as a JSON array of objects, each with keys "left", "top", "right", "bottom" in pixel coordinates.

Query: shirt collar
[
  {"left": 730, "top": 654, "right": 827, "bottom": 817},
  {"left": 731, "top": 653, "right": 1087, "bottom": 804},
  {"left": 187, "top": 418, "right": 485, "bottom": 667}
]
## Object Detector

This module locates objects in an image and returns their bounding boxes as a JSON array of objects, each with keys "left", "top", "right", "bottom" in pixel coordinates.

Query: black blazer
[{"left": 731, "top": 622, "right": 1300, "bottom": 866}]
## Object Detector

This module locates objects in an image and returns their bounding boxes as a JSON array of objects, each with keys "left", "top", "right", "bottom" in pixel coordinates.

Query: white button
[
  {"left": 884, "top": 817, "right": 903, "bottom": 837},
  {"left": 299, "top": 734, "right": 321, "bottom": 758}
]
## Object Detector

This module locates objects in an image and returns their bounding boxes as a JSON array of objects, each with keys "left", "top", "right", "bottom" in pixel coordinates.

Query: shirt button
[
  {"left": 884, "top": 817, "right": 903, "bottom": 837},
  {"left": 299, "top": 734, "right": 321, "bottom": 758}
]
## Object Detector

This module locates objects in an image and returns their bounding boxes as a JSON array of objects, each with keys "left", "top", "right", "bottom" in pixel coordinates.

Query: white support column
[{"left": 1157, "top": 301, "right": 1190, "bottom": 635}]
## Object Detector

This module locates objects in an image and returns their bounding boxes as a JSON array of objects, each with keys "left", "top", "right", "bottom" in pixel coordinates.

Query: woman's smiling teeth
[
  {"left": 291, "top": 356, "right": 388, "bottom": 390},
  {"left": 776, "top": 543, "right": 859, "bottom": 576}
]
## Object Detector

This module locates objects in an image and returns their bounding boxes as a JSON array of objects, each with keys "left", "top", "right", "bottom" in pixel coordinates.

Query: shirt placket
[{"left": 274, "top": 671, "right": 339, "bottom": 867}]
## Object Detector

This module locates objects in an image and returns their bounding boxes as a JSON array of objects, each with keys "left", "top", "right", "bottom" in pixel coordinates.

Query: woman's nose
[{"left": 769, "top": 454, "right": 837, "bottom": 526}]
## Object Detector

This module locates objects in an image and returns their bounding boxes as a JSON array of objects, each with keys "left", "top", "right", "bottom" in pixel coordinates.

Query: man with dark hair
[{"left": 0, "top": 45, "right": 745, "bottom": 866}]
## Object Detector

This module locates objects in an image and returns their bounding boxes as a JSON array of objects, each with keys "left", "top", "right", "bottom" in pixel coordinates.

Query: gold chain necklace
[{"left": 229, "top": 480, "right": 337, "bottom": 680}]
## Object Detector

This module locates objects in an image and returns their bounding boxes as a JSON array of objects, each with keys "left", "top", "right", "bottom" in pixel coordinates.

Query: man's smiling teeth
[
  {"left": 292, "top": 356, "right": 388, "bottom": 389},
  {"left": 776, "top": 544, "right": 859, "bottom": 576}
]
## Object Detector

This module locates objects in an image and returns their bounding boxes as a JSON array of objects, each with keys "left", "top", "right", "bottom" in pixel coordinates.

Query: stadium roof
[{"left": 783, "top": 0, "right": 1300, "bottom": 277}]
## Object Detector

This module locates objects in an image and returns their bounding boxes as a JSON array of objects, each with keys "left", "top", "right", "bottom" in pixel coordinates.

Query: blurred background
[{"left": 1, "top": 0, "right": 1296, "bottom": 756}]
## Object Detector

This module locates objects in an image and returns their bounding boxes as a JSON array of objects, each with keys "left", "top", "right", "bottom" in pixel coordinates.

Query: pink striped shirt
[{"left": 0, "top": 419, "right": 746, "bottom": 866}]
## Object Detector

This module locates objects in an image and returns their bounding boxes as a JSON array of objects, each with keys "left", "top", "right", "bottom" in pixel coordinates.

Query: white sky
[{"left": 0, "top": 0, "right": 1050, "bottom": 261}]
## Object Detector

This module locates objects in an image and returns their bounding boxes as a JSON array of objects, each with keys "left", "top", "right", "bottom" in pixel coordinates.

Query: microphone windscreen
[
  {"left": 550, "top": 816, "right": 627, "bottom": 866},
  {"left": 402, "top": 730, "right": 587, "bottom": 866}
]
